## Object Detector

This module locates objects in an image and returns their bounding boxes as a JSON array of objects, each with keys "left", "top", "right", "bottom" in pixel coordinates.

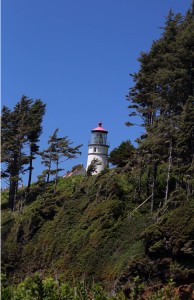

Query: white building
[
  {"left": 86, "top": 122, "right": 109, "bottom": 174},
  {"left": 63, "top": 164, "right": 86, "bottom": 177}
]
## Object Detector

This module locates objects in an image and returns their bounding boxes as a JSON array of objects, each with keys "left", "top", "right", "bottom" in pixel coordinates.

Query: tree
[
  {"left": 1, "top": 96, "right": 45, "bottom": 210},
  {"left": 2, "top": 97, "right": 31, "bottom": 210},
  {"left": 86, "top": 158, "right": 101, "bottom": 176},
  {"left": 126, "top": 6, "right": 194, "bottom": 205},
  {"left": 40, "top": 129, "right": 82, "bottom": 193},
  {"left": 27, "top": 99, "right": 46, "bottom": 188},
  {"left": 109, "top": 140, "right": 135, "bottom": 168},
  {"left": 127, "top": 8, "right": 194, "bottom": 129},
  {"left": 174, "top": 97, "right": 194, "bottom": 196}
]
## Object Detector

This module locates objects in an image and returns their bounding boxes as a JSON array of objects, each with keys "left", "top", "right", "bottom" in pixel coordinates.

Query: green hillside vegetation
[
  {"left": 2, "top": 4, "right": 194, "bottom": 299},
  {"left": 2, "top": 171, "right": 194, "bottom": 298}
]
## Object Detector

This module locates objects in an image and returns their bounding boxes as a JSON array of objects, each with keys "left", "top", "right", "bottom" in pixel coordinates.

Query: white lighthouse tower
[{"left": 86, "top": 122, "right": 109, "bottom": 174}]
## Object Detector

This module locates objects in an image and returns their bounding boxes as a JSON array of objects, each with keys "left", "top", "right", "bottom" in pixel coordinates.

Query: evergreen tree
[
  {"left": 86, "top": 158, "right": 101, "bottom": 176},
  {"left": 1, "top": 96, "right": 45, "bottom": 210},
  {"left": 27, "top": 99, "right": 46, "bottom": 188},
  {"left": 126, "top": 6, "right": 194, "bottom": 205},
  {"left": 174, "top": 97, "right": 194, "bottom": 196},
  {"left": 109, "top": 140, "right": 135, "bottom": 168},
  {"left": 2, "top": 97, "right": 31, "bottom": 209},
  {"left": 40, "top": 129, "right": 82, "bottom": 193}
]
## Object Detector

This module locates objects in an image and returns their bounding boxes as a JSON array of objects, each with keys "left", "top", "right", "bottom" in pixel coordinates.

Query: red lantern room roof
[{"left": 92, "top": 122, "right": 108, "bottom": 133}]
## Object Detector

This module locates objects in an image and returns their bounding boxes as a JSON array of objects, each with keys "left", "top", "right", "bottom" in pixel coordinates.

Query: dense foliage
[
  {"left": 1, "top": 4, "right": 194, "bottom": 299},
  {"left": 2, "top": 173, "right": 194, "bottom": 298},
  {"left": 126, "top": 8, "right": 194, "bottom": 207},
  {"left": 109, "top": 141, "right": 135, "bottom": 168},
  {"left": 2, "top": 96, "right": 46, "bottom": 210},
  {"left": 2, "top": 273, "right": 184, "bottom": 300}
]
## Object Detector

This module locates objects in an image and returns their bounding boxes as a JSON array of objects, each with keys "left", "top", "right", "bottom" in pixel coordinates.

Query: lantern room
[{"left": 89, "top": 122, "right": 108, "bottom": 146}]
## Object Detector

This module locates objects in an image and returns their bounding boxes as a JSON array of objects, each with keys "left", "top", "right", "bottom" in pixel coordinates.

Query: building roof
[
  {"left": 63, "top": 164, "right": 86, "bottom": 177},
  {"left": 92, "top": 122, "right": 108, "bottom": 133}
]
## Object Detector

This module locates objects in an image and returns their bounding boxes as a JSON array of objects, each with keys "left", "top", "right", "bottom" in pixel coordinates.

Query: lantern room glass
[{"left": 90, "top": 132, "right": 107, "bottom": 145}]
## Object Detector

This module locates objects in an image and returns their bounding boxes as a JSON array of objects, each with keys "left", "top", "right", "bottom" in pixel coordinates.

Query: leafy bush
[
  {"left": 1, "top": 273, "right": 126, "bottom": 300},
  {"left": 147, "top": 279, "right": 179, "bottom": 300}
]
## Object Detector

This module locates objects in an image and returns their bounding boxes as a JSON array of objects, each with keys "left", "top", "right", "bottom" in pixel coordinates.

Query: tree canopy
[
  {"left": 109, "top": 140, "right": 135, "bottom": 168},
  {"left": 1, "top": 96, "right": 46, "bottom": 210},
  {"left": 126, "top": 7, "right": 194, "bottom": 205},
  {"left": 39, "top": 128, "right": 82, "bottom": 193}
]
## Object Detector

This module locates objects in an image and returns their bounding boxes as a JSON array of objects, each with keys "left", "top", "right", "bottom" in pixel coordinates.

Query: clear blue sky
[{"left": 2, "top": 0, "right": 192, "bottom": 186}]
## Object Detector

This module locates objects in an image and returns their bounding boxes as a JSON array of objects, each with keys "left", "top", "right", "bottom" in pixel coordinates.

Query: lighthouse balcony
[{"left": 88, "top": 140, "right": 110, "bottom": 147}]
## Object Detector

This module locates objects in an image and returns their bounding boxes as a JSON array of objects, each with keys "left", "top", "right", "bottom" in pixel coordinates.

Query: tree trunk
[
  {"left": 9, "top": 180, "right": 15, "bottom": 211},
  {"left": 46, "top": 172, "right": 50, "bottom": 183},
  {"left": 54, "top": 159, "right": 59, "bottom": 194},
  {"left": 9, "top": 155, "right": 19, "bottom": 211},
  {"left": 164, "top": 139, "right": 173, "bottom": 205},
  {"left": 27, "top": 149, "right": 33, "bottom": 189},
  {"left": 151, "top": 161, "right": 158, "bottom": 213},
  {"left": 46, "top": 158, "right": 52, "bottom": 183},
  {"left": 137, "top": 161, "right": 143, "bottom": 201},
  {"left": 146, "top": 167, "right": 151, "bottom": 198}
]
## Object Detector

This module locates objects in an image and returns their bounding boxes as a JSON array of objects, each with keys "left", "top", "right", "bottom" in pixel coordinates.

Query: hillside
[
  {"left": 2, "top": 5, "right": 194, "bottom": 299},
  {"left": 2, "top": 169, "right": 194, "bottom": 298}
]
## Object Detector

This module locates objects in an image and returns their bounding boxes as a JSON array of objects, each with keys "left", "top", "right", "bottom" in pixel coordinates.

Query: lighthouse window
[
  {"left": 99, "top": 134, "right": 103, "bottom": 144},
  {"left": 93, "top": 147, "right": 97, "bottom": 152},
  {"left": 94, "top": 133, "right": 103, "bottom": 144}
]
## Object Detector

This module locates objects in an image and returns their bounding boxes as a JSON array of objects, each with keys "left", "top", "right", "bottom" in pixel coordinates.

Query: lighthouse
[{"left": 86, "top": 122, "right": 109, "bottom": 174}]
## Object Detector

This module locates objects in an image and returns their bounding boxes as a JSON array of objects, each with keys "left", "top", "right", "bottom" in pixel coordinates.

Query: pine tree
[
  {"left": 27, "top": 99, "right": 46, "bottom": 188},
  {"left": 109, "top": 140, "right": 135, "bottom": 168},
  {"left": 174, "top": 97, "right": 194, "bottom": 196},
  {"left": 2, "top": 97, "right": 31, "bottom": 209},
  {"left": 1, "top": 96, "right": 46, "bottom": 210},
  {"left": 40, "top": 129, "right": 82, "bottom": 193},
  {"left": 126, "top": 5, "right": 194, "bottom": 205},
  {"left": 86, "top": 158, "right": 101, "bottom": 176}
]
